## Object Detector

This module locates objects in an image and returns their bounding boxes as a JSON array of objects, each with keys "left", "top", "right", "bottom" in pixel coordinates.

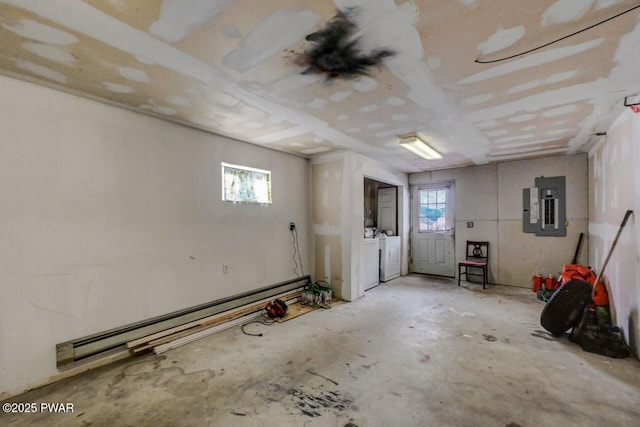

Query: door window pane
[{"left": 418, "top": 188, "right": 447, "bottom": 231}]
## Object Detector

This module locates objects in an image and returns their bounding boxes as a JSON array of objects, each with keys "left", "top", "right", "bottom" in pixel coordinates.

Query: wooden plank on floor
[
  {"left": 126, "top": 290, "right": 300, "bottom": 349},
  {"left": 153, "top": 313, "right": 259, "bottom": 354},
  {"left": 276, "top": 302, "right": 318, "bottom": 323}
]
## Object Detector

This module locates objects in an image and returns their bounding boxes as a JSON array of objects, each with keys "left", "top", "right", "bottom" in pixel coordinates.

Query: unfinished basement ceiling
[{"left": 0, "top": 0, "right": 639, "bottom": 172}]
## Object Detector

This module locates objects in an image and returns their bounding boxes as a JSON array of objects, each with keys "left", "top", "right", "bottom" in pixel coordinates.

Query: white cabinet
[
  {"left": 379, "top": 236, "right": 401, "bottom": 282},
  {"left": 361, "top": 238, "right": 380, "bottom": 290}
]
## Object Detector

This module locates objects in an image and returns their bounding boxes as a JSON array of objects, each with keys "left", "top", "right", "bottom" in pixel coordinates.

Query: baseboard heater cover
[{"left": 56, "top": 275, "right": 311, "bottom": 367}]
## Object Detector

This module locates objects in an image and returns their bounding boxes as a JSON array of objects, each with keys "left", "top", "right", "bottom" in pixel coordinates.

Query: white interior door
[
  {"left": 411, "top": 184, "right": 455, "bottom": 277},
  {"left": 377, "top": 187, "right": 397, "bottom": 234}
]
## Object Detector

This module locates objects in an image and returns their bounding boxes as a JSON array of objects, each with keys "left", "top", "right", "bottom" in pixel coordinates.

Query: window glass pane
[
  {"left": 418, "top": 186, "right": 449, "bottom": 231},
  {"left": 436, "top": 207, "right": 446, "bottom": 230},
  {"left": 420, "top": 190, "right": 428, "bottom": 204},
  {"left": 222, "top": 163, "right": 272, "bottom": 204},
  {"left": 425, "top": 206, "right": 439, "bottom": 222}
]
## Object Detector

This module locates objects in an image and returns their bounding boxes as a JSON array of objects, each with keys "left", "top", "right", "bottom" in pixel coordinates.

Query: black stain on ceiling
[{"left": 297, "top": 9, "right": 394, "bottom": 80}]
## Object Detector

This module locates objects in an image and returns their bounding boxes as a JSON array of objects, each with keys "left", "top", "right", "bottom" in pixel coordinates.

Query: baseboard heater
[{"left": 56, "top": 275, "right": 311, "bottom": 368}]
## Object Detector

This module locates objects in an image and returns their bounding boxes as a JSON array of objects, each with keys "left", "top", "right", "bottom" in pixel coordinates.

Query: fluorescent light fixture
[{"left": 399, "top": 135, "right": 443, "bottom": 160}]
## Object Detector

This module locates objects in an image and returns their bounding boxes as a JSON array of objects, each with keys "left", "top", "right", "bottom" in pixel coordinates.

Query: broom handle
[
  {"left": 571, "top": 232, "right": 584, "bottom": 264},
  {"left": 592, "top": 210, "right": 633, "bottom": 297}
]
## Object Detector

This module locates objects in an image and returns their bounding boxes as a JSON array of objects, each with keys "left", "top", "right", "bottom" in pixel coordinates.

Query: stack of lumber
[{"left": 126, "top": 289, "right": 301, "bottom": 354}]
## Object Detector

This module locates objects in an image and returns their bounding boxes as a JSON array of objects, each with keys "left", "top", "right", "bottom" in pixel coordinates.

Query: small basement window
[{"left": 222, "top": 162, "right": 272, "bottom": 204}]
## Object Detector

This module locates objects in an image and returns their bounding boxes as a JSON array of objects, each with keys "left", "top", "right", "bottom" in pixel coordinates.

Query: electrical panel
[{"left": 523, "top": 176, "right": 566, "bottom": 237}]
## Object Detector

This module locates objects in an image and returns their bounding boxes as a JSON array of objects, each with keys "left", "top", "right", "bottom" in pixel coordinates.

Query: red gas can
[
  {"left": 545, "top": 275, "right": 559, "bottom": 291},
  {"left": 532, "top": 274, "right": 543, "bottom": 293}
]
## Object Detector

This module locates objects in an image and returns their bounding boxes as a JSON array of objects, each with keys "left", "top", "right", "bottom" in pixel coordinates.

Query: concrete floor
[{"left": 2, "top": 275, "right": 640, "bottom": 427}]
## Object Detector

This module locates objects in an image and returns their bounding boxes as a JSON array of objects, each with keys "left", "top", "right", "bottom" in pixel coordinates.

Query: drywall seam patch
[
  {"left": 324, "top": 244, "right": 331, "bottom": 283},
  {"left": 507, "top": 114, "right": 536, "bottom": 123},
  {"left": 359, "top": 104, "right": 378, "bottom": 112},
  {"left": 150, "top": 0, "right": 232, "bottom": 43},
  {"left": 477, "top": 25, "right": 525, "bottom": 55},
  {"left": 242, "top": 121, "right": 264, "bottom": 130},
  {"left": 386, "top": 96, "right": 405, "bottom": 106},
  {"left": 13, "top": 59, "right": 67, "bottom": 83},
  {"left": 543, "top": 104, "right": 578, "bottom": 117},
  {"left": 463, "top": 93, "right": 494, "bottom": 106},
  {"left": 329, "top": 90, "right": 353, "bottom": 102},
  {"left": 253, "top": 126, "right": 311, "bottom": 144},
  {"left": 485, "top": 129, "right": 508, "bottom": 137},
  {"left": 103, "top": 82, "right": 134, "bottom": 93},
  {"left": 166, "top": 96, "right": 191, "bottom": 107},
  {"left": 353, "top": 77, "right": 378, "bottom": 92},
  {"left": 308, "top": 98, "right": 328, "bottom": 110},
  {"left": 1, "top": 19, "right": 78, "bottom": 45},
  {"left": 118, "top": 67, "right": 149, "bottom": 83},
  {"left": 542, "top": 0, "right": 594, "bottom": 26},
  {"left": 313, "top": 223, "right": 343, "bottom": 236},
  {"left": 495, "top": 137, "right": 560, "bottom": 149},
  {"left": 223, "top": 8, "right": 319, "bottom": 72},
  {"left": 494, "top": 134, "right": 533, "bottom": 143},
  {"left": 302, "top": 147, "right": 331, "bottom": 155},
  {"left": 22, "top": 43, "right": 76, "bottom": 64}
]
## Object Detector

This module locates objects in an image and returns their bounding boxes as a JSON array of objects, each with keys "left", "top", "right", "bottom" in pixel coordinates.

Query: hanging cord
[
  {"left": 291, "top": 230, "right": 300, "bottom": 277},
  {"left": 294, "top": 227, "right": 304, "bottom": 277},
  {"left": 475, "top": 3, "right": 640, "bottom": 64},
  {"left": 241, "top": 312, "right": 276, "bottom": 337},
  {"left": 291, "top": 226, "right": 304, "bottom": 277}
]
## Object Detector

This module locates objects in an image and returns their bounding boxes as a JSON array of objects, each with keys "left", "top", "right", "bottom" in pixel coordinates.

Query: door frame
[{"left": 409, "top": 181, "right": 456, "bottom": 275}]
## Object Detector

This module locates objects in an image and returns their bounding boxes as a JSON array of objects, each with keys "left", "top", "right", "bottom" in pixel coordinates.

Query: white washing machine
[{"left": 362, "top": 238, "right": 380, "bottom": 290}]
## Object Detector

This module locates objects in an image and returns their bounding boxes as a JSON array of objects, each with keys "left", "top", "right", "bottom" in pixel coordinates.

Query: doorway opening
[
  {"left": 364, "top": 177, "right": 397, "bottom": 236},
  {"left": 363, "top": 178, "right": 402, "bottom": 290}
]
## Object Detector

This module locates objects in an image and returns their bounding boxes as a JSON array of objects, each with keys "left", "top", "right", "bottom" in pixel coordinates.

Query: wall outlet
[
  {"left": 289, "top": 222, "right": 296, "bottom": 231},
  {"left": 223, "top": 264, "right": 229, "bottom": 274},
  {"left": 467, "top": 221, "right": 474, "bottom": 228}
]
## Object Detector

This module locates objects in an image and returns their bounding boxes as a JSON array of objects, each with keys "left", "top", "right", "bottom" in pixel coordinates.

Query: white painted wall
[
  {"left": 588, "top": 108, "right": 640, "bottom": 355},
  {"left": 0, "top": 76, "right": 310, "bottom": 397},
  {"left": 410, "top": 154, "right": 588, "bottom": 287}
]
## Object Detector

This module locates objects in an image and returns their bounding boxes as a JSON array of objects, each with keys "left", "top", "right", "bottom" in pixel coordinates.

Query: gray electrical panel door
[{"left": 522, "top": 176, "right": 566, "bottom": 237}]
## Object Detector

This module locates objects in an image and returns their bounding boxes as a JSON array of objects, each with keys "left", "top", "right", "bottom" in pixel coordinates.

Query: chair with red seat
[{"left": 458, "top": 241, "right": 489, "bottom": 289}]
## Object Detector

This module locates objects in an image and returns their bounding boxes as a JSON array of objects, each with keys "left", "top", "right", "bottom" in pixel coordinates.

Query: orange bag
[
  {"left": 559, "top": 264, "right": 609, "bottom": 306},
  {"left": 559, "top": 264, "right": 596, "bottom": 285},
  {"left": 592, "top": 281, "right": 609, "bottom": 307}
]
